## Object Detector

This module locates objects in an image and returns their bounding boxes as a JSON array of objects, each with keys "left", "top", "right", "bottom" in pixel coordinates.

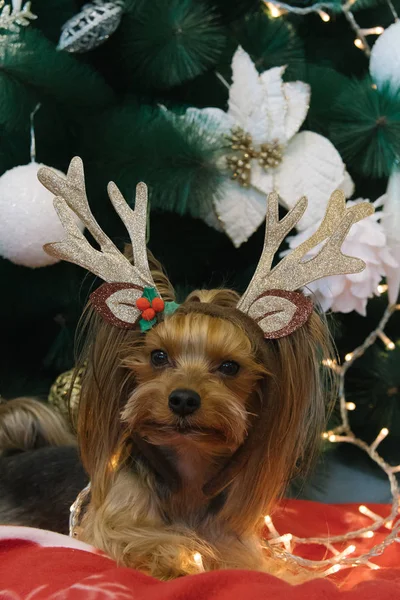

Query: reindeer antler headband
[{"left": 38, "top": 157, "right": 374, "bottom": 338}]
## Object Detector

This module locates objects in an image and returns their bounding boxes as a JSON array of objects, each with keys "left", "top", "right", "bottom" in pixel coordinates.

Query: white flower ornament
[{"left": 189, "top": 47, "right": 353, "bottom": 247}]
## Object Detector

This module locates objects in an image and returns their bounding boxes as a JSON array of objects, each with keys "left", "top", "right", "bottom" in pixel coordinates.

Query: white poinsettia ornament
[
  {"left": 184, "top": 46, "right": 353, "bottom": 247},
  {"left": 285, "top": 198, "right": 397, "bottom": 316},
  {"left": 380, "top": 167, "right": 400, "bottom": 305}
]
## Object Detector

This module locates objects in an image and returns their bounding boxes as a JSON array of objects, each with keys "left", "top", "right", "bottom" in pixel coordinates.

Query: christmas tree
[{"left": 0, "top": 0, "right": 400, "bottom": 502}]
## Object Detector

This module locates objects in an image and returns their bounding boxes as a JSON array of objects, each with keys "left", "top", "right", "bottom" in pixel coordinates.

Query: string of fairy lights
[
  {"left": 258, "top": 0, "right": 400, "bottom": 572},
  {"left": 264, "top": 0, "right": 398, "bottom": 57},
  {"left": 262, "top": 291, "right": 400, "bottom": 575}
]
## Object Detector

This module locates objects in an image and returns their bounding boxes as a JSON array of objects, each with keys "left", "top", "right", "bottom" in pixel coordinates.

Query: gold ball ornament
[{"left": 48, "top": 365, "right": 85, "bottom": 426}]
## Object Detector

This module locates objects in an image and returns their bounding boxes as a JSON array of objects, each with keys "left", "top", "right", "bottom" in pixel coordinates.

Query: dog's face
[{"left": 122, "top": 311, "right": 266, "bottom": 455}]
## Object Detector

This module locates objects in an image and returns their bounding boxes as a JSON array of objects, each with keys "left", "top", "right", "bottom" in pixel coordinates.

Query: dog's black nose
[{"left": 168, "top": 389, "right": 201, "bottom": 416}]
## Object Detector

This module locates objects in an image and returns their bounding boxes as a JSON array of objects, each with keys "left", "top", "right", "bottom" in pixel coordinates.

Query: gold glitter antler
[
  {"left": 38, "top": 157, "right": 159, "bottom": 329},
  {"left": 238, "top": 191, "right": 308, "bottom": 312},
  {"left": 237, "top": 190, "right": 374, "bottom": 338},
  {"left": 38, "top": 157, "right": 155, "bottom": 289}
]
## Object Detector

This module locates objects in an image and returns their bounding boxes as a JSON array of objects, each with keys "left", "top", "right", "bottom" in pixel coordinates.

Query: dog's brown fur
[
  {"left": 0, "top": 397, "right": 75, "bottom": 454},
  {"left": 74, "top": 254, "right": 334, "bottom": 581}
]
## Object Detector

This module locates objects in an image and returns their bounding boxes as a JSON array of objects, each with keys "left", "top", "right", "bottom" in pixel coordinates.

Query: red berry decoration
[
  {"left": 152, "top": 297, "right": 165, "bottom": 313},
  {"left": 136, "top": 297, "right": 150, "bottom": 311},
  {"left": 142, "top": 308, "right": 156, "bottom": 321}
]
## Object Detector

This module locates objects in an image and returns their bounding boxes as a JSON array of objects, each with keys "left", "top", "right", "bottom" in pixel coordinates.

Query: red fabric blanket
[{"left": 0, "top": 499, "right": 399, "bottom": 599}]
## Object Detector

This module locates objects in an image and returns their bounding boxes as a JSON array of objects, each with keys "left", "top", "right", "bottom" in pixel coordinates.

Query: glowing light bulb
[
  {"left": 322, "top": 432, "right": 329, "bottom": 439},
  {"left": 324, "top": 564, "right": 341, "bottom": 576},
  {"left": 329, "top": 434, "right": 337, "bottom": 442},
  {"left": 363, "top": 531, "right": 375, "bottom": 538},
  {"left": 322, "top": 358, "right": 338, "bottom": 371},
  {"left": 371, "top": 427, "right": 389, "bottom": 449},
  {"left": 343, "top": 544, "right": 356, "bottom": 556},
  {"left": 354, "top": 38, "right": 365, "bottom": 49},
  {"left": 282, "top": 533, "right": 292, "bottom": 551},
  {"left": 108, "top": 452, "right": 120, "bottom": 471},
  {"left": 193, "top": 552, "right": 204, "bottom": 570},
  {"left": 269, "top": 532, "right": 294, "bottom": 551},
  {"left": 377, "top": 284, "right": 388, "bottom": 294},
  {"left": 360, "top": 26, "right": 385, "bottom": 35},
  {"left": 359, "top": 505, "right": 384, "bottom": 522},
  {"left": 264, "top": 515, "right": 272, "bottom": 525},
  {"left": 346, "top": 402, "right": 356, "bottom": 411},
  {"left": 266, "top": 2, "right": 283, "bottom": 17},
  {"left": 318, "top": 10, "right": 330, "bottom": 21},
  {"left": 378, "top": 331, "right": 395, "bottom": 350},
  {"left": 264, "top": 515, "right": 280, "bottom": 538},
  {"left": 345, "top": 352, "right": 353, "bottom": 362}
]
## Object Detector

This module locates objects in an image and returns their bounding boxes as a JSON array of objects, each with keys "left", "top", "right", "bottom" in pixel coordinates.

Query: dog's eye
[
  {"left": 218, "top": 360, "right": 240, "bottom": 376},
  {"left": 151, "top": 350, "right": 169, "bottom": 367}
]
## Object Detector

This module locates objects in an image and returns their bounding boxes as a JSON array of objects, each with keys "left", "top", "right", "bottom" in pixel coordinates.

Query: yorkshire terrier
[
  {"left": 37, "top": 157, "right": 372, "bottom": 580},
  {"left": 73, "top": 278, "right": 333, "bottom": 580},
  {"left": 0, "top": 397, "right": 88, "bottom": 535}
]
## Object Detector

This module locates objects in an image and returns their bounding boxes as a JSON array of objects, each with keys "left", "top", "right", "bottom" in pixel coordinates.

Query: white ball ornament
[
  {"left": 0, "top": 162, "right": 84, "bottom": 268},
  {"left": 370, "top": 21, "right": 400, "bottom": 93}
]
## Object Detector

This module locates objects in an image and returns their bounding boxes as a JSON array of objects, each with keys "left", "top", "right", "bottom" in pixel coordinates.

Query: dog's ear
[{"left": 211, "top": 310, "right": 335, "bottom": 535}]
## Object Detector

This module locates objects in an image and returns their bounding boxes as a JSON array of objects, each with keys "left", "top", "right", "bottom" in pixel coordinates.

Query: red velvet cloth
[{"left": 0, "top": 499, "right": 399, "bottom": 599}]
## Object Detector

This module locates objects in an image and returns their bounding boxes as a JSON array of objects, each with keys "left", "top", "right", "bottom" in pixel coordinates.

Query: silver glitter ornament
[{"left": 58, "top": 0, "right": 124, "bottom": 53}]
